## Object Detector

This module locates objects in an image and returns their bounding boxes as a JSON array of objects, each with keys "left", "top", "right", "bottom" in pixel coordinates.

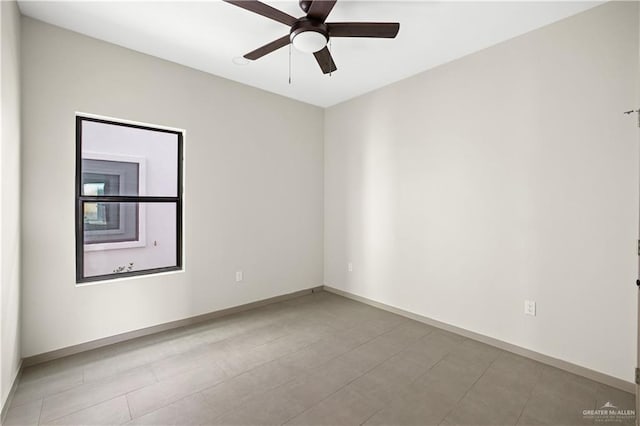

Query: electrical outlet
[
  {"left": 348, "top": 262, "right": 353, "bottom": 272},
  {"left": 235, "top": 270, "right": 243, "bottom": 283},
  {"left": 524, "top": 300, "right": 536, "bottom": 316}
]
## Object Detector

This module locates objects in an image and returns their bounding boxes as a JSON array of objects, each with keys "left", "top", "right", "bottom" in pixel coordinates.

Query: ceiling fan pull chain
[
  {"left": 329, "top": 39, "right": 332, "bottom": 77},
  {"left": 288, "top": 43, "right": 292, "bottom": 85}
]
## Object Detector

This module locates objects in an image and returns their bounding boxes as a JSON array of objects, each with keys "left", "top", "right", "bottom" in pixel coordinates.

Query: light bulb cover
[{"left": 291, "top": 30, "right": 328, "bottom": 53}]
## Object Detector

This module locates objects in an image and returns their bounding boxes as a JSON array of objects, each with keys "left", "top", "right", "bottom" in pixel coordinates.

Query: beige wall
[
  {"left": 1, "top": 0, "right": 22, "bottom": 409},
  {"left": 20, "top": 17, "right": 324, "bottom": 357},
  {"left": 324, "top": 1, "right": 639, "bottom": 382}
]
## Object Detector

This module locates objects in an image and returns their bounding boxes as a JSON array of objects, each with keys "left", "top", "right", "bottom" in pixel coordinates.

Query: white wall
[
  {"left": 0, "top": 0, "right": 22, "bottom": 409},
  {"left": 324, "top": 1, "right": 638, "bottom": 383},
  {"left": 21, "top": 17, "right": 324, "bottom": 357}
]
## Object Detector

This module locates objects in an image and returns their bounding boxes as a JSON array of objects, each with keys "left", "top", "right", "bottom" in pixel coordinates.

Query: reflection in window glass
[{"left": 83, "top": 183, "right": 107, "bottom": 227}]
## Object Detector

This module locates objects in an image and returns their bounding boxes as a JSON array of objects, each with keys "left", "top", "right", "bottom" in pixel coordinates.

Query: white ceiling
[{"left": 18, "top": 1, "right": 601, "bottom": 107}]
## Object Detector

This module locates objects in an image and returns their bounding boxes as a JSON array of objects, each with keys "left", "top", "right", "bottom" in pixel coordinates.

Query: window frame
[{"left": 75, "top": 115, "right": 184, "bottom": 284}]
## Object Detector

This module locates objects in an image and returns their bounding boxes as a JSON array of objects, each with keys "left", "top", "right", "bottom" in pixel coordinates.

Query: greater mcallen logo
[{"left": 583, "top": 401, "right": 635, "bottom": 423}]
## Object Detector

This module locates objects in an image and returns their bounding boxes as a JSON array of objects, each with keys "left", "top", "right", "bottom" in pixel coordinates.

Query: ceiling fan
[{"left": 223, "top": 0, "right": 400, "bottom": 74}]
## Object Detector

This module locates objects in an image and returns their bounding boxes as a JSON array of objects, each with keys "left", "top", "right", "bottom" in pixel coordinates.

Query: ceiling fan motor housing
[{"left": 290, "top": 18, "right": 329, "bottom": 53}]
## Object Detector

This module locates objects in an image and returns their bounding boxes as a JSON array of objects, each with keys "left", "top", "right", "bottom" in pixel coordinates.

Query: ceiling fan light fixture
[{"left": 291, "top": 30, "right": 327, "bottom": 53}]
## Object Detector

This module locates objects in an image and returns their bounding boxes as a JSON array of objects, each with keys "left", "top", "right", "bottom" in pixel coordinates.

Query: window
[{"left": 75, "top": 116, "right": 183, "bottom": 283}]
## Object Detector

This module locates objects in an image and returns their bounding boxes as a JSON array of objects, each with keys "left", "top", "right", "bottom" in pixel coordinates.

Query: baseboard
[
  {"left": 323, "top": 285, "right": 635, "bottom": 394},
  {"left": 1, "top": 361, "right": 23, "bottom": 426},
  {"left": 23, "top": 286, "right": 323, "bottom": 367},
  {"left": 21, "top": 284, "right": 634, "bottom": 394}
]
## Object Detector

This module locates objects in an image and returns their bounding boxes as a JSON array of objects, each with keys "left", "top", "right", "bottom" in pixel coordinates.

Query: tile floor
[{"left": 3, "top": 291, "right": 635, "bottom": 426}]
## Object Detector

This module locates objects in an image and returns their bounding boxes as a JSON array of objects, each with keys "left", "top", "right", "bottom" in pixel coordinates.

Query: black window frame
[{"left": 75, "top": 115, "right": 184, "bottom": 284}]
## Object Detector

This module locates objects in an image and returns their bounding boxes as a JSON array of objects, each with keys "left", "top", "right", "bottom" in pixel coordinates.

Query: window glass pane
[
  {"left": 83, "top": 202, "right": 178, "bottom": 278},
  {"left": 84, "top": 201, "right": 138, "bottom": 244},
  {"left": 81, "top": 120, "right": 178, "bottom": 197},
  {"left": 82, "top": 159, "right": 139, "bottom": 196}
]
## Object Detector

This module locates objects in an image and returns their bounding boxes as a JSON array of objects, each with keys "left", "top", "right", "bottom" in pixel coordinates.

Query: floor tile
[
  {"left": 286, "top": 386, "right": 380, "bottom": 425},
  {"left": 83, "top": 344, "right": 168, "bottom": 383},
  {"left": 42, "top": 395, "right": 131, "bottom": 425},
  {"left": 393, "top": 338, "right": 451, "bottom": 371},
  {"left": 334, "top": 333, "right": 408, "bottom": 375},
  {"left": 40, "top": 366, "right": 156, "bottom": 423},
  {"left": 217, "top": 359, "right": 364, "bottom": 425},
  {"left": 412, "top": 357, "right": 485, "bottom": 402},
  {"left": 444, "top": 384, "right": 524, "bottom": 426},
  {"left": 220, "top": 322, "right": 291, "bottom": 353},
  {"left": 199, "top": 375, "right": 264, "bottom": 415},
  {"left": 445, "top": 398, "right": 519, "bottom": 425},
  {"left": 147, "top": 340, "right": 227, "bottom": 382},
  {"left": 383, "top": 319, "right": 434, "bottom": 341},
  {"left": 364, "top": 388, "right": 458, "bottom": 426},
  {"left": 595, "top": 384, "right": 635, "bottom": 410},
  {"left": 199, "top": 359, "right": 303, "bottom": 415},
  {"left": 444, "top": 339, "right": 501, "bottom": 372},
  {"left": 11, "top": 370, "right": 84, "bottom": 408},
  {"left": 277, "top": 336, "right": 351, "bottom": 371},
  {"left": 591, "top": 385, "right": 636, "bottom": 426},
  {"left": 469, "top": 365, "right": 536, "bottom": 407},
  {"left": 127, "top": 393, "right": 220, "bottom": 425},
  {"left": 349, "top": 353, "right": 430, "bottom": 406},
  {"left": 322, "top": 354, "right": 369, "bottom": 383},
  {"left": 18, "top": 363, "right": 75, "bottom": 387},
  {"left": 249, "top": 324, "right": 337, "bottom": 362},
  {"left": 214, "top": 344, "right": 274, "bottom": 377},
  {"left": 3, "top": 399, "right": 43, "bottom": 426},
  {"left": 126, "top": 362, "right": 227, "bottom": 419},
  {"left": 210, "top": 388, "right": 306, "bottom": 425},
  {"left": 520, "top": 387, "right": 596, "bottom": 426},
  {"left": 533, "top": 365, "right": 599, "bottom": 406},
  {"left": 417, "top": 330, "right": 466, "bottom": 358},
  {"left": 492, "top": 352, "right": 542, "bottom": 377}
]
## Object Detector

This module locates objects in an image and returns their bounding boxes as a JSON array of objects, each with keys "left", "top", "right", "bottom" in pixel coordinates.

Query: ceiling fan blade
[
  {"left": 306, "top": 0, "right": 337, "bottom": 22},
  {"left": 244, "top": 35, "right": 291, "bottom": 60},
  {"left": 313, "top": 47, "right": 337, "bottom": 74},
  {"left": 223, "top": 1, "right": 297, "bottom": 26},
  {"left": 328, "top": 22, "right": 400, "bottom": 38}
]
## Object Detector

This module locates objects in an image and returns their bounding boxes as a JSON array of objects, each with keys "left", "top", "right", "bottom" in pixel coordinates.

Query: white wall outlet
[
  {"left": 348, "top": 262, "right": 353, "bottom": 272},
  {"left": 524, "top": 300, "right": 536, "bottom": 316},
  {"left": 235, "top": 270, "right": 243, "bottom": 283}
]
